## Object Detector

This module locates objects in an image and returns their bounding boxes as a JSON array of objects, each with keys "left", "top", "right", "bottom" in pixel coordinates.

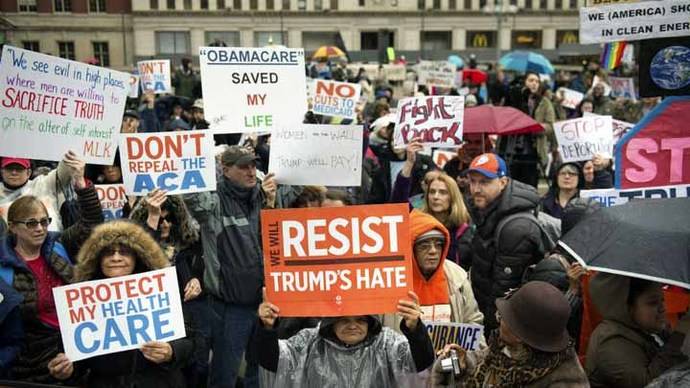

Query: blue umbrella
[
  {"left": 447, "top": 55, "right": 464, "bottom": 69},
  {"left": 499, "top": 51, "right": 554, "bottom": 74}
]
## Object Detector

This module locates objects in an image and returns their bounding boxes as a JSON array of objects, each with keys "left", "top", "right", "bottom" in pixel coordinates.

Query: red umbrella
[
  {"left": 462, "top": 69, "right": 488, "bottom": 85},
  {"left": 463, "top": 105, "right": 544, "bottom": 135}
]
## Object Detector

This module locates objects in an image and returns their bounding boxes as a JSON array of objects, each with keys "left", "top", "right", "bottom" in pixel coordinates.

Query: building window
[
  {"left": 303, "top": 32, "right": 338, "bottom": 51},
  {"left": 314, "top": 0, "right": 322, "bottom": 9},
  {"left": 167, "top": 0, "right": 175, "bottom": 9},
  {"left": 267, "top": 0, "right": 274, "bottom": 9},
  {"left": 330, "top": 0, "right": 338, "bottom": 9},
  {"left": 150, "top": 0, "right": 159, "bottom": 9},
  {"left": 463, "top": 0, "right": 471, "bottom": 8},
  {"left": 58, "top": 41, "right": 75, "bottom": 60},
  {"left": 206, "top": 31, "right": 240, "bottom": 46},
  {"left": 156, "top": 31, "right": 190, "bottom": 55},
  {"left": 421, "top": 31, "right": 452, "bottom": 51},
  {"left": 556, "top": 30, "right": 578, "bottom": 46},
  {"left": 539, "top": 0, "right": 546, "bottom": 8},
  {"left": 92, "top": 42, "right": 110, "bottom": 67},
  {"left": 361, "top": 32, "right": 378, "bottom": 50},
  {"left": 255, "top": 32, "right": 284, "bottom": 47},
  {"left": 250, "top": 0, "right": 258, "bottom": 9},
  {"left": 201, "top": 0, "right": 209, "bottom": 8},
  {"left": 233, "top": 0, "right": 241, "bottom": 9},
  {"left": 358, "top": 0, "right": 364, "bottom": 5},
  {"left": 432, "top": 0, "right": 440, "bottom": 8},
  {"left": 19, "top": 0, "right": 38, "bottom": 12},
  {"left": 54, "top": 0, "right": 72, "bottom": 12},
  {"left": 449, "top": 0, "right": 456, "bottom": 9},
  {"left": 467, "top": 31, "right": 495, "bottom": 48},
  {"left": 479, "top": 0, "right": 486, "bottom": 8},
  {"left": 511, "top": 30, "right": 542, "bottom": 49},
  {"left": 89, "top": 0, "right": 106, "bottom": 12},
  {"left": 297, "top": 0, "right": 306, "bottom": 9},
  {"left": 282, "top": 0, "right": 290, "bottom": 8},
  {"left": 569, "top": 0, "right": 576, "bottom": 7},
  {"left": 23, "top": 41, "right": 40, "bottom": 52},
  {"left": 418, "top": 0, "right": 424, "bottom": 10},
  {"left": 218, "top": 0, "right": 226, "bottom": 8},
  {"left": 184, "top": 0, "right": 192, "bottom": 9}
]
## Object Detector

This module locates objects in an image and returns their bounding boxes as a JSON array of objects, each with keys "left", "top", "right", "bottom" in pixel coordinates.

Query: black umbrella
[{"left": 559, "top": 198, "right": 690, "bottom": 289}]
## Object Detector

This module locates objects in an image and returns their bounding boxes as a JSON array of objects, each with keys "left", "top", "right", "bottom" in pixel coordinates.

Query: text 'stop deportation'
[{"left": 203, "top": 49, "right": 302, "bottom": 65}]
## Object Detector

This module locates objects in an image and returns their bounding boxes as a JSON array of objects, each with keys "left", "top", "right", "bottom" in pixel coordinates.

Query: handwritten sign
[
  {"left": 418, "top": 61, "right": 457, "bottom": 88},
  {"left": 120, "top": 130, "right": 216, "bottom": 195},
  {"left": 137, "top": 60, "right": 171, "bottom": 94},
  {"left": 0, "top": 46, "right": 127, "bottom": 164},
  {"left": 128, "top": 75, "right": 140, "bottom": 98},
  {"left": 579, "top": 0, "right": 690, "bottom": 44},
  {"left": 554, "top": 116, "right": 614, "bottom": 162},
  {"left": 432, "top": 150, "right": 456, "bottom": 169},
  {"left": 583, "top": 112, "right": 634, "bottom": 145},
  {"left": 53, "top": 267, "right": 185, "bottom": 362},
  {"left": 310, "top": 79, "right": 361, "bottom": 120},
  {"left": 426, "top": 322, "right": 484, "bottom": 353},
  {"left": 261, "top": 204, "right": 412, "bottom": 317},
  {"left": 609, "top": 77, "right": 637, "bottom": 100},
  {"left": 382, "top": 64, "right": 407, "bottom": 81},
  {"left": 560, "top": 88, "right": 585, "bottom": 110},
  {"left": 96, "top": 184, "right": 127, "bottom": 220},
  {"left": 581, "top": 185, "right": 690, "bottom": 207},
  {"left": 199, "top": 47, "right": 307, "bottom": 133},
  {"left": 393, "top": 96, "right": 464, "bottom": 148},
  {"left": 269, "top": 124, "right": 363, "bottom": 187}
]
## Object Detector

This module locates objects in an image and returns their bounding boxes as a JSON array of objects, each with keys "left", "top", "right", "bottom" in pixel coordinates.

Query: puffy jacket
[
  {"left": 467, "top": 179, "right": 543, "bottom": 332},
  {"left": 0, "top": 278, "right": 23, "bottom": 377}
]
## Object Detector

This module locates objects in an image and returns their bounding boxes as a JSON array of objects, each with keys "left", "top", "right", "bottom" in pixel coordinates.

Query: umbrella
[
  {"left": 499, "top": 51, "right": 555, "bottom": 74},
  {"left": 463, "top": 105, "right": 544, "bottom": 135},
  {"left": 312, "top": 46, "right": 346, "bottom": 60},
  {"left": 462, "top": 69, "right": 488, "bottom": 85},
  {"left": 559, "top": 198, "right": 690, "bottom": 289},
  {"left": 447, "top": 55, "right": 464, "bottom": 69}
]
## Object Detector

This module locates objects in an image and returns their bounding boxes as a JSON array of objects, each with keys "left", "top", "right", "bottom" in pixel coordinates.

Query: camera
[{"left": 440, "top": 349, "right": 461, "bottom": 376}]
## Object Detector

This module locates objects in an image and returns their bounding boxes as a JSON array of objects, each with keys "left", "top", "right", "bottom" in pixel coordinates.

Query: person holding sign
[
  {"left": 47, "top": 221, "right": 196, "bottom": 387},
  {"left": 254, "top": 289, "right": 435, "bottom": 387}
]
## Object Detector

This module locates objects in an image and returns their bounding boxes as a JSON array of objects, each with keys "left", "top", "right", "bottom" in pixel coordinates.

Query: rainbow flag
[{"left": 601, "top": 42, "right": 627, "bottom": 70}]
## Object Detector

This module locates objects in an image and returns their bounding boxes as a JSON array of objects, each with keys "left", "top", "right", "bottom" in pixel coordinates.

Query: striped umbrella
[
  {"left": 499, "top": 50, "right": 555, "bottom": 74},
  {"left": 312, "top": 46, "right": 346, "bottom": 60}
]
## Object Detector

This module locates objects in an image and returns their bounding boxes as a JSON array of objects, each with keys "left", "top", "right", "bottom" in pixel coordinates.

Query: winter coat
[
  {"left": 71, "top": 220, "right": 196, "bottom": 388},
  {"left": 646, "top": 361, "right": 690, "bottom": 388},
  {"left": 533, "top": 96, "right": 557, "bottom": 166},
  {"left": 586, "top": 274, "right": 688, "bottom": 388},
  {"left": 256, "top": 315, "right": 434, "bottom": 387},
  {"left": 183, "top": 176, "right": 268, "bottom": 306},
  {"left": 499, "top": 90, "right": 556, "bottom": 166},
  {"left": 467, "top": 179, "right": 543, "bottom": 332},
  {"left": 0, "top": 184, "right": 102, "bottom": 382},
  {"left": 172, "top": 67, "right": 198, "bottom": 100},
  {"left": 0, "top": 277, "right": 23, "bottom": 377},
  {"left": 540, "top": 162, "right": 584, "bottom": 219},
  {"left": 592, "top": 96, "right": 615, "bottom": 116}
]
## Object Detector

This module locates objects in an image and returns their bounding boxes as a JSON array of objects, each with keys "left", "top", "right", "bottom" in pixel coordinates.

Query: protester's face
[
  {"left": 121, "top": 116, "right": 139, "bottom": 134},
  {"left": 322, "top": 199, "right": 345, "bottom": 207},
  {"left": 333, "top": 316, "right": 369, "bottom": 345},
  {"left": 525, "top": 74, "right": 540, "bottom": 94},
  {"left": 159, "top": 209, "right": 172, "bottom": 239},
  {"left": 9, "top": 207, "right": 49, "bottom": 248},
  {"left": 1, "top": 164, "right": 31, "bottom": 187},
  {"left": 557, "top": 166, "right": 579, "bottom": 190},
  {"left": 581, "top": 102, "right": 594, "bottom": 114},
  {"left": 173, "top": 105, "right": 183, "bottom": 117},
  {"left": 414, "top": 237, "right": 444, "bottom": 277},
  {"left": 223, "top": 163, "right": 257, "bottom": 188},
  {"left": 193, "top": 109, "right": 204, "bottom": 121},
  {"left": 630, "top": 284, "right": 666, "bottom": 333},
  {"left": 100, "top": 244, "right": 137, "bottom": 278},
  {"left": 103, "top": 165, "right": 122, "bottom": 183},
  {"left": 462, "top": 135, "right": 485, "bottom": 163},
  {"left": 583, "top": 161, "right": 594, "bottom": 183},
  {"left": 498, "top": 314, "right": 523, "bottom": 348},
  {"left": 468, "top": 173, "right": 507, "bottom": 210},
  {"left": 427, "top": 180, "right": 451, "bottom": 214},
  {"left": 593, "top": 84, "right": 604, "bottom": 98}
]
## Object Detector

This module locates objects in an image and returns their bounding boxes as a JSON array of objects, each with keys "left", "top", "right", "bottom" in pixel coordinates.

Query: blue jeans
[{"left": 208, "top": 297, "right": 259, "bottom": 388}]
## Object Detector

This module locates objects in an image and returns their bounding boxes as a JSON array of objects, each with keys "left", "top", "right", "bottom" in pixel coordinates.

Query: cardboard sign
[
  {"left": 554, "top": 116, "right": 614, "bottom": 162},
  {"left": 560, "top": 88, "right": 585, "bottom": 110},
  {"left": 393, "top": 96, "right": 465, "bottom": 148},
  {"left": 96, "top": 184, "right": 127, "bottom": 220},
  {"left": 579, "top": 0, "right": 690, "bottom": 44},
  {"left": 128, "top": 75, "right": 140, "bottom": 98},
  {"left": 269, "top": 124, "right": 363, "bottom": 187},
  {"left": 432, "top": 149, "right": 456, "bottom": 169},
  {"left": 639, "top": 37, "right": 690, "bottom": 98},
  {"left": 425, "top": 322, "right": 484, "bottom": 353},
  {"left": 199, "top": 47, "right": 307, "bottom": 133},
  {"left": 417, "top": 61, "right": 457, "bottom": 88},
  {"left": 0, "top": 46, "right": 127, "bottom": 164},
  {"left": 581, "top": 185, "right": 690, "bottom": 207},
  {"left": 615, "top": 96, "right": 690, "bottom": 189},
  {"left": 261, "top": 204, "right": 413, "bottom": 317},
  {"left": 137, "top": 60, "right": 172, "bottom": 94},
  {"left": 382, "top": 64, "right": 407, "bottom": 82},
  {"left": 310, "top": 79, "right": 361, "bottom": 120},
  {"left": 53, "top": 267, "right": 185, "bottom": 362},
  {"left": 609, "top": 77, "right": 637, "bottom": 101},
  {"left": 120, "top": 130, "right": 216, "bottom": 195}
]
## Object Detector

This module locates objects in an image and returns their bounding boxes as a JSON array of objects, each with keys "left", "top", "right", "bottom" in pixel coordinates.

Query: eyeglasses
[
  {"left": 100, "top": 245, "right": 135, "bottom": 258},
  {"left": 415, "top": 240, "right": 444, "bottom": 252},
  {"left": 12, "top": 217, "right": 51, "bottom": 229}
]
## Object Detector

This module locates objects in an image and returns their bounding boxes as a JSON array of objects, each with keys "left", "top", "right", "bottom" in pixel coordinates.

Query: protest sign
[
  {"left": 199, "top": 47, "right": 307, "bottom": 133},
  {"left": 0, "top": 46, "right": 127, "bottom": 164},
  {"left": 615, "top": 96, "right": 690, "bottom": 189},
  {"left": 579, "top": 0, "right": 690, "bottom": 44},
  {"left": 119, "top": 130, "right": 216, "bottom": 195},
  {"left": 53, "top": 267, "right": 185, "bottom": 362},
  {"left": 609, "top": 77, "right": 637, "bottom": 100},
  {"left": 432, "top": 149, "right": 456, "bottom": 169},
  {"left": 128, "top": 74, "right": 140, "bottom": 98},
  {"left": 560, "top": 88, "right": 585, "bottom": 109},
  {"left": 393, "top": 96, "right": 464, "bottom": 148},
  {"left": 137, "top": 60, "right": 172, "bottom": 94},
  {"left": 382, "top": 64, "right": 407, "bottom": 81},
  {"left": 554, "top": 116, "right": 614, "bottom": 162},
  {"left": 417, "top": 61, "right": 457, "bottom": 88},
  {"left": 269, "top": 124, "right": 363, "bottom": 187},
  {"left": 426, "top": 322, "right": 484, "bottom": 353},
  {"left": 583, "top": 112, "right": 634, "bottom": 145},
  {"left": 96, "top": 184, "right": 127, "bottom": 220},
  {"left": 586, "top": 0, "right": 638, "bottom": 6},
  {"left": 261, "top": 204, "right": 413, "bottom": 317},
  {"left": 591, "top": 75, "right": 611, "bottom": 96},
  {"left": 581, "top": 185, "right": 690, "bottom": 207},
  {"left": 639, "top": 37, "right": 690, "bottom": 98},
  {"left": 310, "top": 79, "right": 361, "bottom": 120}
]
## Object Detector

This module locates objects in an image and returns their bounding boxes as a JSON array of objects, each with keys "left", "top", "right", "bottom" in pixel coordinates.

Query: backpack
[{"left": 495, "top": 208, "right": 561, "bottom": 256}]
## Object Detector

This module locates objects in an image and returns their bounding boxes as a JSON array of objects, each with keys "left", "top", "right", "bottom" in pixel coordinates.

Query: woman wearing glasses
[
  {"left": 539, "top": 163, "right": 584, "bottom": 219},
  {"left": 0, "top": 168, "right": 103, "bottom": 382}
]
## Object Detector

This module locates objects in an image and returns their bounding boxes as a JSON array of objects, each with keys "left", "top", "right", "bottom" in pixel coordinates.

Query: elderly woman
[
  {"left": 47, "top": 221, "right": 196, "bottom": 387},
  {"left": 254, "top": 290, "right": 435, "bottom": 387}
]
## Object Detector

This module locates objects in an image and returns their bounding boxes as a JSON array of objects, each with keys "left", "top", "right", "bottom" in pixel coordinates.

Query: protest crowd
[{"left": 0, "top": 11, "right": 689, "bottom": 387}]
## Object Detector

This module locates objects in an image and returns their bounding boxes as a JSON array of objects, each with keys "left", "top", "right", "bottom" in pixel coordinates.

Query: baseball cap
[
  {"left": 1, "top": 157, "right": 31, "bottom": 169},
  {"left": 466, "top": 153, "right": 508, "bottom": 179},
  {"left": 123, "top": 110, "right": 140, "bottom": 120},
  {"left": 221, "top": 145, "right": 259, "bottom": 167},
  {"left": 192, "top": 99, "right": 204, "bottom": 110}
]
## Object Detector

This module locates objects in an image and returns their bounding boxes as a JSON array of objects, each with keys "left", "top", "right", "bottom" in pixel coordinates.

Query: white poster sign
[
  {"left": 95, "top": 184, "right": 127, "bottom": 220},
  {"left": 581, "top": 184, "right": 690, "bottom": 207},
  {"left": 609, "top": 76, "right": 637, "bottom": 101},
  {"left": 554, "top": 116, "right": 614, "bottom": 162},
  {"left": 199, "top": 47, "right": 307, "bottom": 133},
  {"left": 137, "top": 60, "right": 172, "bottom": 94},
  {"left": 128, "top": 74, "right": 140, "bottom": 98},
  {"left": 583, "top": 112, "right": 634, "bottom": 144},
  {"left": 269, "top": 124, "right": 363, "bottom": 186},
  {"left": 393, "top": 96, "right": 465, "bottom": 148},
  {"left": 560, "top": 88, "right": 585, "bottom": 109},
  {"left": 0, "top": 46, "right": 127, "bottom": 164},
  {"left": 310, "top": 79, "right": 361, "bottom": 120},
  {"left": 417, "top": 61, "right": 457, "bottom": 88},
  {"left": 432, "top": 150, "right": 456, "bottom": 169}
]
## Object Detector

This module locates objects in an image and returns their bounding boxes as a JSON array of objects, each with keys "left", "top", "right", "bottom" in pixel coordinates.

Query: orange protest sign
[{"left": 261, "top": 203, "right": 413, "bottom": 317}]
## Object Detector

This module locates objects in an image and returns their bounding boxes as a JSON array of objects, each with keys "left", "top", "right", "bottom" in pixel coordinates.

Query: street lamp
[{"left": 483, "top": 0, "right": 519, "bottom": 65}]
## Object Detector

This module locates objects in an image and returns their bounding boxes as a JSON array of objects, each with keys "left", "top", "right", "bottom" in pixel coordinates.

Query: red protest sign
[
  {"left": 615, "top": 96, "right": 690, "bottom": 189},
  {"left": 261, "top": 204, "right": 413, "bottom": 317}
]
